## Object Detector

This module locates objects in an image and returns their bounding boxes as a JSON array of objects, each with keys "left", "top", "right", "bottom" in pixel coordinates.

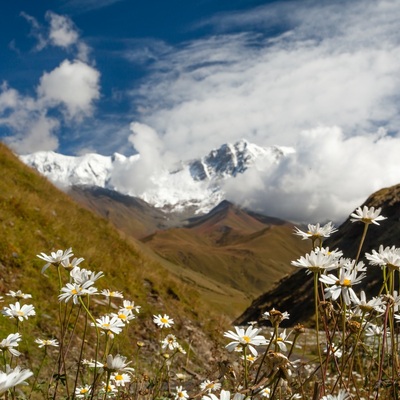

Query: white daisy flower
[
  {"left": 200, "top": 379, "right": 221, "bottom": 393},
  {"left": 70, "top": 267, "right": 103, "bottom": 286},
  {"left": 2, "top": 302, "right": 35, "bottom": 321},
  {"left": 82, "top": 359, "right": 104, "bottom": 372},
  {"left": 353, "top": 290, "right": 383, "bottom": 315},
  {"left": 365, "top": 323, "right": 387, "bottom": 338},
  {"left": 291, "top": 248, "right": 338, "bottom": 274},
  {"left": 241, "top": 353, "right": 257, "bottom": 364},
  {"left": 101, "top": 289, "right": 124, "bottom": 298},
  {"left": 35, "top": 338, "right": 59, "bottom": 348},
  {"left": 92, "top": 315, "right": 125, "bottom": 338},
  {"left": 366, "top": 245, "right": 400, "bottom": 271},
  {"left": 259, "top": 386, "right": 271, "bottom": 398},
  {"left": 224, "top": 326, "right": 267, "bottom": 356},
  {"left": 203, "top": 390, "right": 237, "bottom": 400},
  {"left": 293, "top": 222, "right": 337, "bottom": 241},
  {"left": 75, "top": 384, "right": 91, "bottom": 398},
  {"left": 272, "top": 329, "right": 292, "bottom": 352},
  {"left": 105, "top": 354, "right": 134, "bottom": 373},
  {"left": 153, "top": 314, "right": 174, "bottom": 328},
  {"left": 0, "top": 366, "right": 33, "bottom": 395},
  {"left": 111, "top": 372, "right": 131, "bottom": 387},
  {"left": 61, "top": 256, "right": 85, "bottom": 271},
  {"left": 320, "top": 389, "right": 350, "bottom": 400},
  {"left": 99, "top": 381, "right": 116, "bottom": 395},
  {"left": 37, "top": 248, "right": 73, "bottom": 273},
  {"left": 175, "top": 385, "right": 189, "bottom": 400},
  {"left": 6, "top": 290, "right": 32, "bottom": 300},
  {"left": 122, "top": 300, "right": 141, "bottom": 313},
  {"left": 320, "top": 267, "right": 365, "bottom": 305},
  {"left": 112, "top": 309, "right": 135, "bottom": 324},
  {"left": 161, "top": 334, "right": 180, "bottom": 351},
  {"left": 0, "top": 333, "right": 22, "bottom": 357},
  {"left": 350, "top": 206, "right": 386, "bottom": 225},
  {"left": 59, "top": 282, "right": 97, "bottom": 304}
]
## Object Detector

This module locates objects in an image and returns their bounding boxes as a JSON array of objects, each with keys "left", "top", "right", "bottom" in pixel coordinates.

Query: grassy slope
[{"left": 0, "top": 143, "right": 227, "bottom": 369}]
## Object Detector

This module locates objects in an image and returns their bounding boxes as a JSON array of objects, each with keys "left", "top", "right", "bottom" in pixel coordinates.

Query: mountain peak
[{"left": 19, "top": 140, "right": 295, "bottom": 215}]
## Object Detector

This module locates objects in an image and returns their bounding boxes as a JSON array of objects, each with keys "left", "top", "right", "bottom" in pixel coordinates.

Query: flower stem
[
  {"left": 313, "top": 271, "right": 324, "bottom": 395},
  {"left": 355, "top": 223, "right": 369, "bottom": 264}
]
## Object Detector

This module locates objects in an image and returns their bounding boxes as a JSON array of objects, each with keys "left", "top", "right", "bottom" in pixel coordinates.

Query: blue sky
[
  {"left": 2, "top": 0, "right": 400, "bottom": 222},
  {"left": 0, "top": 0, "right": 275, "bottom": 156}
]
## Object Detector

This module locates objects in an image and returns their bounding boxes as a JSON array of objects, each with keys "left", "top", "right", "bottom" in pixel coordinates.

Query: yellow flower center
[
  {"left": 80, "top": 388, "right": 89, "bottom": 394},
  {"left": 178, "top": 392, "right": 185, "bottom": 398},
  {"left": 118, "top": 314, "right": 127, "bottom": 320},
  {"left": 114, "top": 374, "right": 123, "bottom": 381},
  {"left": 342, "top": 278, "right": 351, "bottom": 287},
  {"left": 161, "top": 318, "right": 168, "bottom": 324},
  {"left": 16, "top": 311, "right": 24, "bottom": 316},
  {"left": 102, "top": 323, "right": 110, "bottom": 328},
  {"left": 243, "top": 335, "right": 251, "bottom": 343}
]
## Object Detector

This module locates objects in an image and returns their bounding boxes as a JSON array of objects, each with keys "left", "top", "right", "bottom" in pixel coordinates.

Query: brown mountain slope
[
  {"left": 69, "top": 186, "right": 173, "bottom": 238},
  {"left": 66, "top": 187, "right": 309, "bottom": 313},
  {"left": 142, "top": 201, "right": 309, "bottom": 299},
  {"left": 67, "top": 188, "right": 260, "bottom": 314},
  {"left": 234, "top": 184, "right": 400, "bottom": 326}
]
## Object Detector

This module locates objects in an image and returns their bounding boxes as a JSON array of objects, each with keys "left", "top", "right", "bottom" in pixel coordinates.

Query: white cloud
[
  {"left": 62, "top": 0, "right": 124, "bottom": 13},
  {"left": 0, "top": 11, "right": 100, "bottom": 154},
  {"left": 37, "top": 59, "right": 100, "bottom": 119},
  {"left": 0, "top": 83, "right": 59, "bottom": 153},
  {"left": 46, "top": 11, "right": 79, "bottom": 48},
  {"left": 109, "top": 122, "right": 170, "bottom": 194},
  {"left": 0, "top": 58, "right": 100, "bottom": 152},
  {"left": 7, "top": 114, "right": 60, "bottom": 154},
  {"left": 20, "top": 11, "right": 90, "bottom": 62},
  {"left": 122, "top": 0, "right": 400, "bottom": 221},
  {"left": 223, "top": 126, "right": 400, "bottom": 223},
  {"left": 20, "top": 12, "right": 47, "bottom": 51},
  {"left": 131, "top": 31, "right": 400, "bottom": 157}
]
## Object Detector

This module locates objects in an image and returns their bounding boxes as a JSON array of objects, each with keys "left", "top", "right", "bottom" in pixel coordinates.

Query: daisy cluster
[
  {"left": 218, "top": 206, "right": 400, "bottom": 399},
  {"left": 1, "top": 204, "right": 399, "bottom": 400},
  {"left": 0, "top": 246, "right": 198, "bottom": 399}
]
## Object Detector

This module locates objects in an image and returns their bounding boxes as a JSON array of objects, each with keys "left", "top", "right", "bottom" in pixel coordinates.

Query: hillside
[
  {"left": 142, "top": 201, "right": 309, "bottom": 298},
  {"left": 234, "top": 184, "right": 400, "bottom": 326},
  {"left": 0, "top": 142, "right": 225, "bottom": 370},
  {"left": 68, "top": 186, "right": 174, "bottom": 239}
]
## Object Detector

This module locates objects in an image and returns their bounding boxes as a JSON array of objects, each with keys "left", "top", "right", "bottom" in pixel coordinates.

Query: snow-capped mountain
[{"left": 20, "top": 140, "right": 294, "bottom": 214}]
